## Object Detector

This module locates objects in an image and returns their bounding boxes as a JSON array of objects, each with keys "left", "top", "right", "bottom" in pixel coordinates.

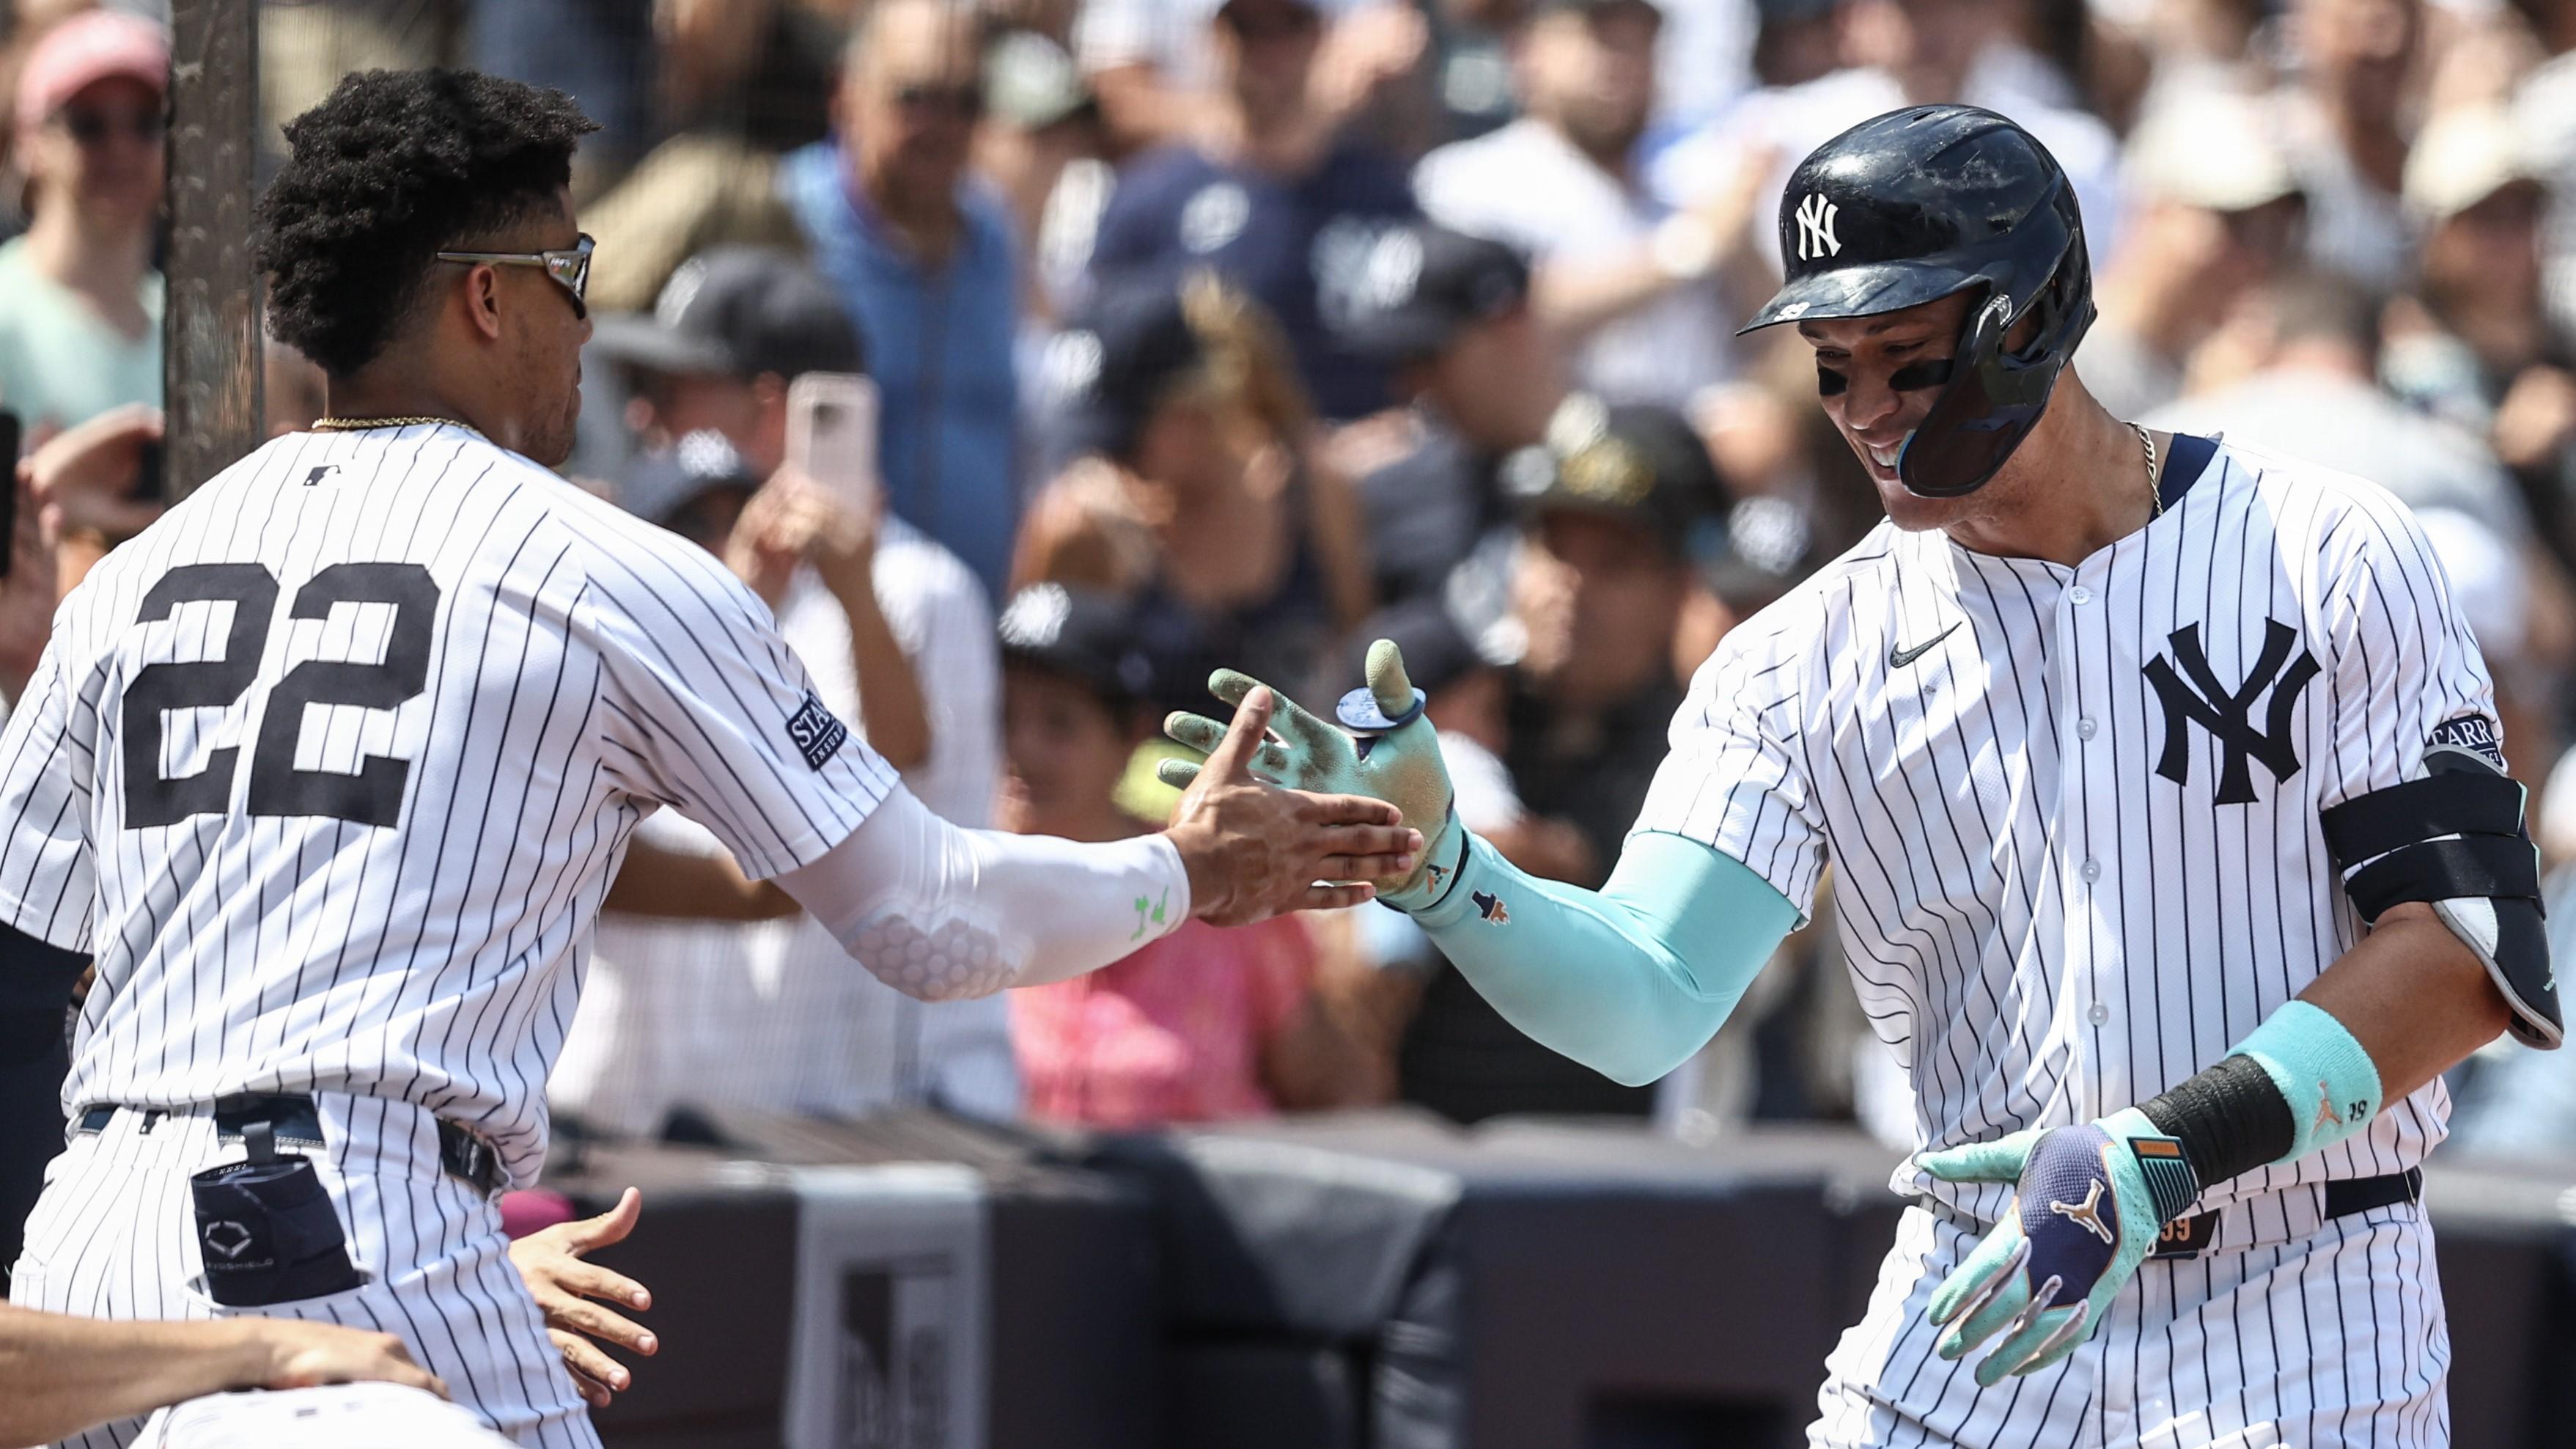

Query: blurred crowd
[{"left": 11, "top": 0, "right": 2576, "bottom": 1150}]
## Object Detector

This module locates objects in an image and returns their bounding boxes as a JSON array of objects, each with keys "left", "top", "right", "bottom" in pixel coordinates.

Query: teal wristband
[
  {"left": 2231, "top": 1000, "right": 2385, "bottom": 1164},
  {"left": 1384, "top": 811, "right": 1473, "bottom": 914}
]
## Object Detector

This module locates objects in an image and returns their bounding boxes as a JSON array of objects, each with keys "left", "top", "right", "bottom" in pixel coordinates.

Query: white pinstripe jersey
[
  {"left": 1635, "top": 436, "right": 2494, "bottom": 1225},
  {"left": 0, "top": 422, "right": 897, "bottom": 1185}
]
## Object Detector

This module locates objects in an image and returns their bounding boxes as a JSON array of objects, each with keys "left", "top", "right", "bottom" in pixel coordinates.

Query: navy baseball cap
[
  {"left": 1502, "top": 396, "right": 1726, "bottom": 556},
  {"left": 1044, "top": 275, "right": 1207, "bottom": 463},
  {"left": 618, "top": 430, "right": 760, "bottom": 527},
  {"left": 592, "top": 246, "right": 864, "bottom": 383},
  {"left": 1335, "top": 223, "right": 1531, "bottom": 364},
  {"left": 998, "top": 583, "right": 1163, "bottom": 708}
]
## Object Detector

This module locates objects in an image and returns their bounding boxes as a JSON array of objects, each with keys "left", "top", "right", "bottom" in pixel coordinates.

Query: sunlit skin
[
  {"left": 1212, "top": 0, "right": 1324, "bottom": 133},
  {"left": 1416, "top": 303, "right": 1563, "bottom": 455},
  {"left": 836, "top": 0, "right": 983, "bottom": 254},
  {"left": 325, "top": 187, "right": 592, "bottom": 466},
  {"left": 999, "top": 664, "right": 1150, "bottom": 843},
  {"left": 26, "top": 76, "right": 166, "bottom": 239},
  {"left": 1512, "top": 510, "right": 1687, "bottom": 700},
  {"left": 1796, "top": 293, "right": 2163, "bottom": 565},
  {"left": 1518, "top": 0, "right": 1659, "bottom": 166}
]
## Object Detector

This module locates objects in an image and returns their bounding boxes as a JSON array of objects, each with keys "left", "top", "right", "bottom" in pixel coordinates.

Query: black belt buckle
[
  {"left": 189, "top": 1119, "right": 364, "bottom": 1307},
  {"left": 212, "top": 1093, "right": 326, "bottom": 1148}
]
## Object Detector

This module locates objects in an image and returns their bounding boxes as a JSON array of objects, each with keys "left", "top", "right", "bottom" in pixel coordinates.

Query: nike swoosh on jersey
[{"left": 1888, "top": 622, "right": 1962, "bottom": 669}]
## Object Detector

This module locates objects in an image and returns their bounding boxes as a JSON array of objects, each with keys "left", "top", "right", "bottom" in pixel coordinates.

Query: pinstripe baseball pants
[
  {"left": 7, "top": 1093, "right": 596, "bottom": 1449},
  {"left": 1814, "top": 1202, "right": 2450, "bottom": 1448}
]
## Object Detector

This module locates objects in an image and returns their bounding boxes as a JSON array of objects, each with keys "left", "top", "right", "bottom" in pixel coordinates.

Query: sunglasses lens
[
  {"left": 551, "top": 238, "right": 594, "bottom": 302},
  {"left": 59, "top": 110, "right": 161, "bottom": 144}
]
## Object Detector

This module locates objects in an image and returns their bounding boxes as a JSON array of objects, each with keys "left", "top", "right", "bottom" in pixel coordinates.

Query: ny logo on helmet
[{"left": 1795, "top": 194, "right": 1841, "bottom": 261}]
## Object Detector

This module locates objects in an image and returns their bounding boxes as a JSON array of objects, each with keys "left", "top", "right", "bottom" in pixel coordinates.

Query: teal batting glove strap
[
  {"left": 2231, "top": 999, "right": 2385, "bottom": 1163},
  {"left": 1158, "top": 639, "right": 1462, "bottom": 900},
  {"left": 1921, "top": 1106, "right": 2203, "bottom": 1386},
  {"left": 1161, "top": 642, "right": 1800, "bottom": 1086}
]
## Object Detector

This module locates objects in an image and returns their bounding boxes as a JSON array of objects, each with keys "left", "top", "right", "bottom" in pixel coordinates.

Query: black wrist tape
[{"left": 2139, "top": 1053, "right": 2296, "bottom": 1190}]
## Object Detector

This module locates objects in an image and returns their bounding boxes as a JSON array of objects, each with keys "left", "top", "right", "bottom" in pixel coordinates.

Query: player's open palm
[
  {"left": 1920, "top": 1107, "right": 2199, "bottom": 1385},
  {"left": 1160, "top": 640, "right": 1459, "bottom": 902},
  {"left": 509, "top": 1186, "right": 658, "bottom": 1408},
  {"left": 1163, "top": 681, "right": 1423, "bottom": 925}
]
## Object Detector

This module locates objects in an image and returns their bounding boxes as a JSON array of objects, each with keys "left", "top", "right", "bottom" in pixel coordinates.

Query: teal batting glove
[
  {"left": 1158, "top": 640, "right": 1465, "bottom": 908},
  {"left": 1919, "top": 1107, "right": 2203, "bottom": 1387}
]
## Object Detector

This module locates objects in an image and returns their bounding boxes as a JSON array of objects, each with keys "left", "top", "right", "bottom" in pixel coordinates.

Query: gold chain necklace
[
  {"left": 2132, "top": 422, "right": 2163, "bottom": 519},
  {"left": 311, "top": 416, "right": 482, "bottom": 437}
]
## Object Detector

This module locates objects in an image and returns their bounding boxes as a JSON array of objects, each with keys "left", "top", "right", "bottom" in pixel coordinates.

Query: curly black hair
[{"left": 254, "top": 70, "right": 598, "bottom": 378}]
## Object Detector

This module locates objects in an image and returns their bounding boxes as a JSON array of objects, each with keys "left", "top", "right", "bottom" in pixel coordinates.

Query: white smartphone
[{"left": 784, "top": 372, "right": 881, "bottom": 515}]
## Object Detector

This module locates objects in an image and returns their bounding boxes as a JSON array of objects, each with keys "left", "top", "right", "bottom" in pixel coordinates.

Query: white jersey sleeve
[
  {"left": 1630, "top": 595, "right": 1830, "bottom": 920},
  {"left": 2311, "top": 484, "right": 2501, "bottom": 810},
  {"left": 579, "top": 538, "right": 901, "bottom": 879},
  {"left": 0, "top": 628, "right": 96, "bottom": 951}
]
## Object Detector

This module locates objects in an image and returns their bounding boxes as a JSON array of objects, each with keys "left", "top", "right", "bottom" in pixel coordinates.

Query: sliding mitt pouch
[{"left": 189, "top": 1120, "right": 365, "bottom": 1307}]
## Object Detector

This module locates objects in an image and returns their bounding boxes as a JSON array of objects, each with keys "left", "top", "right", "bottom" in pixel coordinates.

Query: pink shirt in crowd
[{"left": 1012, "top": 914, "right": 1318, "bottom": 1127}]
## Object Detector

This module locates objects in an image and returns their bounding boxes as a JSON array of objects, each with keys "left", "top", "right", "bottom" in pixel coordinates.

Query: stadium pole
[{"left": 163, "top": 0, "right": 262, "bottom": 501}]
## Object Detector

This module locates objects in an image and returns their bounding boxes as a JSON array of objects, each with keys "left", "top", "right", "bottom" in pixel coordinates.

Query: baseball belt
[
  {"left": 1918, "top": 1167, "right": 2422, "bottom": 1261},
  {"left": 73, "top": 1091, "right": 505, "bottom": 1197}
]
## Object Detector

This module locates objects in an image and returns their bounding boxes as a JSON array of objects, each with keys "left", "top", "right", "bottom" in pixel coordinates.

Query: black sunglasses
[
  {"left": 56, "top": 106, "right": 166, "bottom": 146},
  {"left": 1220, "top": 4, "right": 1322, "bottom": 40},
  {"left": 434, "top": 234, "right": 596, "bottom": 320},
  {"left": 894, "top": 83, "right": 985, "bottom": 120}
]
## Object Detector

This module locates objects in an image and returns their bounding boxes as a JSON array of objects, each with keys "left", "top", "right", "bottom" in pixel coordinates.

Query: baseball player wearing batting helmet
[
  {"left": 1162, "top": 104, "right": 2550, "bottom": 1445},
  {"left": 0, "top": 69, "right": 1416, "bottom": 1448}
]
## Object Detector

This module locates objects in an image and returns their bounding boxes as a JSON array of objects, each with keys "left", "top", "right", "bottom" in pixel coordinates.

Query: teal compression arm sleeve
[{"left": 1409, "top": 829, "right": 1801, "bottom": 1085}]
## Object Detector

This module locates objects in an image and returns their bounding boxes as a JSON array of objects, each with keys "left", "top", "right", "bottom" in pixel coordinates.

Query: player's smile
[{"left": 1799, "top": 295, "right": 1969, "bottom": 500}]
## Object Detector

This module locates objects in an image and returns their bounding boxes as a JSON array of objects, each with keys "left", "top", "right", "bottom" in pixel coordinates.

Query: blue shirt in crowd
[
  {"left": 1088, "top": 142, "right": 1419, "bottom": 421},
  {"left": 780, "top": 141, "right": 1022, "bottom": 602}
]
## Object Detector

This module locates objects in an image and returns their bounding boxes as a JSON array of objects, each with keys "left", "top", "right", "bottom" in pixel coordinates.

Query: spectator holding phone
[
  {"left": 782, "top": 0, "right": 1022, "bottom": 601},
  {"left": 561, "top": 246, "right": 1016, "bottom": 1132},
  {"left": 0, "top": 12, "right": 168, "bottom": 433}
]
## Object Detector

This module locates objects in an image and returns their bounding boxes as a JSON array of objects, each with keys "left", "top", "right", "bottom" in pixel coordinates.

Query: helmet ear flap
[{"left": 1896, "top": 293, "right": 2019, "bottom": 499}]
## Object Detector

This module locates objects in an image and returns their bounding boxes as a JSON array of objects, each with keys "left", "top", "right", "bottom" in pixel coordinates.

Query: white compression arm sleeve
[{"left": 772, "top": 785, "right": 1191, "bottom": 1000}]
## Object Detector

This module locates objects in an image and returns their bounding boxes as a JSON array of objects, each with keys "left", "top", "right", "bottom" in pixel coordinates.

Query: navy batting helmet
[{"left": 1741, "top": 105, "right": 2094, "bottom": 499}]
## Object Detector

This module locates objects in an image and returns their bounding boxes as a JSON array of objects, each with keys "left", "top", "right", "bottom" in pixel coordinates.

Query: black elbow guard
[{"left": 2322, "top": 743, "right": 2559, "bottom": 1049}]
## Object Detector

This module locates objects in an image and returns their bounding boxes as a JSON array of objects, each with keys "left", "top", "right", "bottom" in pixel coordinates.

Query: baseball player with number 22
[
  {"left": 0, "top": 70, "right": 1418, "bottom": 1449},
  {"left": 1163, "top": 106, "right": 2556, "bottom": 1447}
]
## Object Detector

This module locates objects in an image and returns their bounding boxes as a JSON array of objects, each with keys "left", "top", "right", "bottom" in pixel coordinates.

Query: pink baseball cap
[{"left": 15, "top": 11, "right": 169, "bottom": 141}]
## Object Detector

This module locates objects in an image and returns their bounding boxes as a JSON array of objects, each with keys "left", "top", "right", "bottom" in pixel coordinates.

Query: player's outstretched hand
[
  {"left": 507, "top": 1186, "right": 658, "bottom": 1409},
  {"left": 1159, "top": 640, "right": 1460, "bottom": 906},
  {"left": 1919, "top": 1109, "right": 2198, "bottom": 1386},
  {"left": 249, "top": 1318, "right": 448, "bottom": 1398},
  {"left": 1163, "top": 681, "right": 1423, "bottom": 925}
]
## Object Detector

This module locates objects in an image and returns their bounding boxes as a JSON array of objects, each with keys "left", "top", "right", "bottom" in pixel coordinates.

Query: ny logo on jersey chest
[{"left": 2143, "top": 619, "right": 2319, "bottom": 806}]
